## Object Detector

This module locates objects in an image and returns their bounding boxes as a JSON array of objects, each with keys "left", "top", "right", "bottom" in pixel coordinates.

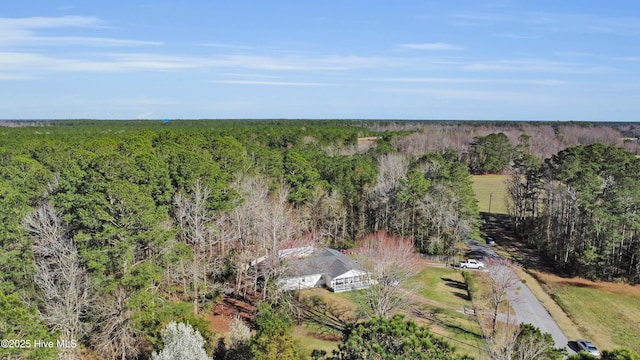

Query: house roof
[{"left": 284, "top": 247, "right": 365, "bottom": 279}]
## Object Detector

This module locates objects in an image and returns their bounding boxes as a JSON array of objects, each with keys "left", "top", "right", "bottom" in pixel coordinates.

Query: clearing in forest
[
  {"left": 472, "top": 175, "right": 509, "bottom": 215},
  {"left": 292, "top": 261, "right": 488, "bottom": 359}
]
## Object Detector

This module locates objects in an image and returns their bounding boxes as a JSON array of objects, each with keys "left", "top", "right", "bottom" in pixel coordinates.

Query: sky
[{"left": 1, "top": 1, "right": 640, "bottom": 121}]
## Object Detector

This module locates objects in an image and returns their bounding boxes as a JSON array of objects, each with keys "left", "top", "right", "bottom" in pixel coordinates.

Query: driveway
[{"left": 466, "top": 240, "right": 574, "bottom": 354}]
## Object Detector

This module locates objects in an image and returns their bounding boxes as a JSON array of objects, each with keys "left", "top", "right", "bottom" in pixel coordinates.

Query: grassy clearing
[
  {"left": 533, "top": 272, "right": 640, "bottom": 353},
  {"left": 291, "top": 288, "right": 355, "bottom": 358},
  {"left": 292, "top": 325, "right": 339, "bottom": 357},
  {"left": 292, "top": 263, "right": 489, "bottom": 359},
  {"left": 472, "top": 175, "right": 509, "bottom": 215},
  {"left": 406, "top": 265, "right": 488, "bottom": 359}
]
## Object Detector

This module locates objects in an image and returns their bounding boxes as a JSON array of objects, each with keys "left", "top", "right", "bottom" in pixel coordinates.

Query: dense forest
[
  {"left": 0, "top": 119, "right": 638, "bottom": 359},
  {"left": 507, "top": 143, "right": 640, "bottom": 281}
]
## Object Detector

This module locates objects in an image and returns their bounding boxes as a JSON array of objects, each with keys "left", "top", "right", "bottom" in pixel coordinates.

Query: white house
[{"left": 278, "top": 247, "right": 370, "bottom": 293}]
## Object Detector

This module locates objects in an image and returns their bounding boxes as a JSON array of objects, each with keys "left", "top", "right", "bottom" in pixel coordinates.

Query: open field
[
  {"left": 472, "top": 175, "right": 509, "bottom": 215},
  {"left": 532, "top": 272, "right": 640, "bottom": 353}
]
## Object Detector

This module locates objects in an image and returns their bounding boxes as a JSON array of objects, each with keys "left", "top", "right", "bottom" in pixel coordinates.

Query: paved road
[{"left": 466, "top": 241, "right": 574, "bottom": 354}]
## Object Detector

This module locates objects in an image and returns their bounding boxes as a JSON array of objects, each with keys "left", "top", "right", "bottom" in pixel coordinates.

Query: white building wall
[{"left": 278, "top": 273, "right": 324, "bottom": 291}]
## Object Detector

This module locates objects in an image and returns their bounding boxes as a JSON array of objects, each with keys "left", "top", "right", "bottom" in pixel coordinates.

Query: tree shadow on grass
[
  {"left": 452, "top": 292, "right": 471, "bottom": 301},
  {"left": 441, "top": 277, "right": 470, "bottom": 300},
  {"left": 412, "top": 308, "right": 482, "bottom": 339},
  {"left": 441, "top": 277, "right": 466, "bottom": 290}
]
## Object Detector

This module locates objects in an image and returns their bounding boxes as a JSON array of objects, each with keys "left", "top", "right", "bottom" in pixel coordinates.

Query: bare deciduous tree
[
  {"left": 486, "top": 319, "right": 520, "bottom": 360},
  {"left": 300, "top": 187, "right": 348, "bottom": 246},
  {"left": 173, "top": 180, "right": 220, "bottom": 314},
  {"left": 487, "top": 322, "right": 563, "bottom": 360},
  {"left": 354, "top": 231, "right": 421, "bottom": 317},
  {"left": 92, "top": 286, "right": 141, "bottom": 360},
  {"left": 368, "top": 153, "right": 408, "bottom": 233},
  {"left": 216, "top": 176, "right": 308, "bottom": 300},
  {"left": 484, "top": 257, "right": 521, "bottom": 334},
  {"left": 24, "top": 202, "right": 92, "bottom": 360}
]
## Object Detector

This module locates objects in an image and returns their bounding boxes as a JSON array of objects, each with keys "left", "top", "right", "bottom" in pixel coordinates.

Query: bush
[
  {"left": 462, "top": 270, "right": 477, "bottom": 300},
  {"left": 152, "top": 322, "right": 210, "bottom": 360}
]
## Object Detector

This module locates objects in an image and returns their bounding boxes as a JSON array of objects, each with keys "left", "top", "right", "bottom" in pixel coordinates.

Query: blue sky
[{"left": 2, "top": 1, "right": 640, "bottom": 121}]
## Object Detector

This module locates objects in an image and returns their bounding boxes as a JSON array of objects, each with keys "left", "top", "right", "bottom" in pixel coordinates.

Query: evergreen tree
[
  {"left": 325, "top": 315, "right": 472, "bottom": 360},
  {"left": 251, "top": 302, "right": 298, "bottom": 360},
  {"left": 0, "top": 290, "right": 58, "bottom": 360},
  {"left": 468, "top": 133, "right": 513, "bottom": 174}
]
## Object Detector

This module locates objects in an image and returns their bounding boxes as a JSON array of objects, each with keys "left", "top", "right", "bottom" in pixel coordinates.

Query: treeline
[
  {"left": 0, "top": 120, "right": 479, "bottom": 359},
  {"left": 368, "top": 120, "right": 640, "bottom": 281},
  {"left": 382, "top": 122, "right": 638, "bottom": 160},
  {"left": 507, "top": 143, "right": 640, "bottom": 282}
]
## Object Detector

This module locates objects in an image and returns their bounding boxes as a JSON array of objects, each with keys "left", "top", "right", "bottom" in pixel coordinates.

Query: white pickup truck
[{"left": 459, "top": 259, "right": 485, "bottom": 269}]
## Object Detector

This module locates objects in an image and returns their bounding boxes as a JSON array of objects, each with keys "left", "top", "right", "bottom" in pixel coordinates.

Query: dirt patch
[
  {"left": 211, "top": 294, "right": 258, "bottom": 332},
  {"left": 357, "top": 136, "right": 378, "bottom": 152},
  {"left": 357, "top": 136, "right": 378, "bottom": 143},
  {"left": 207, "top": 314, "right": 233, "bottom": 334}
]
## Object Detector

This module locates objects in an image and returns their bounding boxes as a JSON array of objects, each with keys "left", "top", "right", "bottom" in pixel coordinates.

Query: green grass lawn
[
  {"left": 535, "top": 272, "right": 640, "bottom": 353},
  {"left": 293, "top": 264, "right": 489, "bottom": 359},
  {"left": 406, "top": 266, "right": 488, "bottom": 359},
  {"left": 292, "top": 325, "right": 339, "bottom": 357},
  {"left": 472, "top": 175, "right": 509, "bottom": 215}
]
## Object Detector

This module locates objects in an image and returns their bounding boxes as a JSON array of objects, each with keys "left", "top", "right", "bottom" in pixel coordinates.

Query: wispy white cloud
[
  {"left": 375, "top": 87, "right": 550, "bottom": 103},
  {"left": 196, "top": 43, "right": 259, "bottom": 50},
  {"left": 615, "top": 56, "right": 640, "bottom": 62},
  {"left": 0, "top": 72, "right": 32, "bottom": 80},
  {"left": 451, "top": 11, "right": 640, "bottom": 37},
  {"left": 400, "top": 42, "right": 462, "bottom": 51},
  {"left": 379, "top": 77, "right": 570, "bottom": 86},
  {"left": 0, "top": 51, "right": 195, "bottom": 73},
  {"left": 0, "top": 50, "right": 411, "bottom": 76},
  {"left": 449, "top": 13, "right": 516, "bottom": 27},
  {"left": 213, "top": 80, "right": 335, "bottom": 86},
  {"left": 221, "top": 72, "right": 280, "bottom": 79},
  {"left": 26, "top": 36, "right": 162, "bottom": 47},
  {"left": 494, "top": 32, "right": 541, "bottom": 40},
  {"left": 0, "top": 16, "right": 160, "bottom": 47},
  {"left": 527, "top": 12, "right": 640, "bottom": 36},
  {"left": 136, "top": 111, "right": 154, "bottom": 119},
  {"left": 462, "top": 59, "right": 611, "bottom": 74},
  {"left": 0, "top": 16, "right": 101, "bottom": 28}
]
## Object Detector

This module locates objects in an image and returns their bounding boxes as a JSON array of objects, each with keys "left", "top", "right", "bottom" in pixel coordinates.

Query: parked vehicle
[
  {"left": 576, "top": 339, "right": 600, "bottom": 356},
  {"left": 459, "top": 259, "right": 485, "bottom": 269}
]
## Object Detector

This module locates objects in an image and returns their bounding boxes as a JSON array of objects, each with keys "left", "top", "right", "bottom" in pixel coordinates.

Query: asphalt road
[{"left": 466, "top": 240, "right": 574, "bottom": 354}]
